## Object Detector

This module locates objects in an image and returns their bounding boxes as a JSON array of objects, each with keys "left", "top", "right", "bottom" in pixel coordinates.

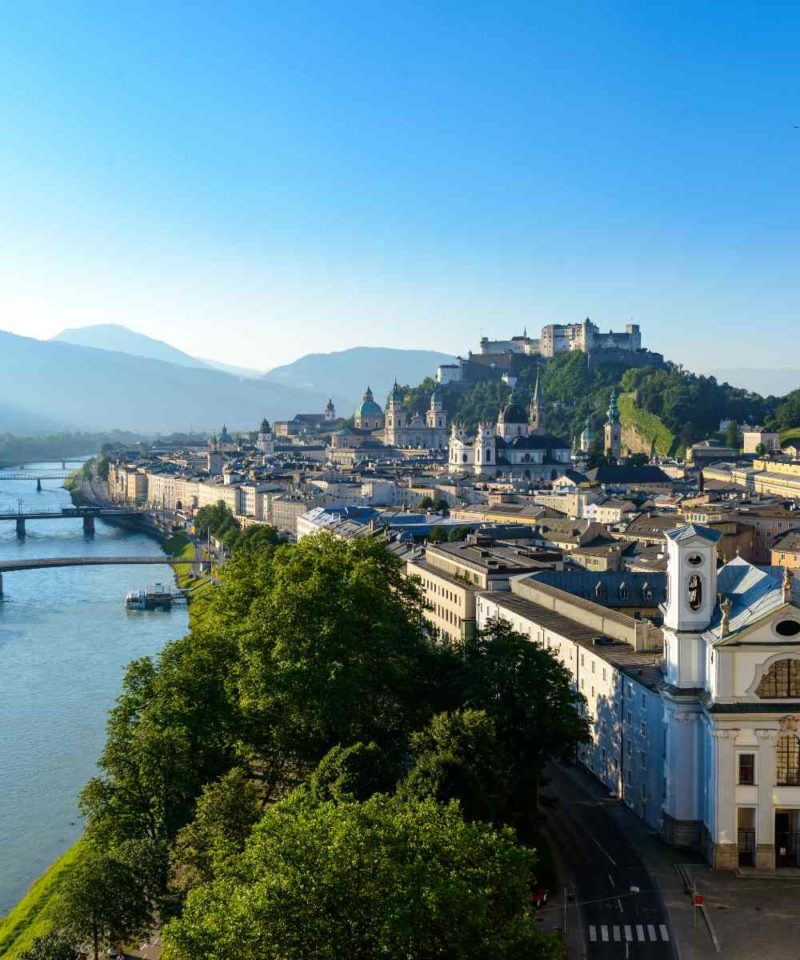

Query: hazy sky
[{"left": 0, "top": 1, "right": 798, "bottom": 370}]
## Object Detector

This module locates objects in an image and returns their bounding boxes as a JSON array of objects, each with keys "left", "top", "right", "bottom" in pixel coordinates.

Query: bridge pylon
[
  {"left": 16, "top": 517, "right": 25, "bottom": 539},
  {"left": 36, "top": 478, "right": 42, "bottom": 492},
  {"left": 83, "top": 514, "right": 95, "bottom": 536}
]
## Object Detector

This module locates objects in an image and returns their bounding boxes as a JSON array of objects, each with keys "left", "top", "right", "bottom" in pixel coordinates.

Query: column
[
  {"left": 712, "top": 728, "right": 739, "bottom": 870},
  {"left": 755, "top": 729, "right": 777, "bottom": 870}
]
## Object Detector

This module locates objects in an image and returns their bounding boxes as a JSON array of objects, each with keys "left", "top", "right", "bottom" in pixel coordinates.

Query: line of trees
[{"left": 23, "top": 533, "right": 588, "bottom": 960}]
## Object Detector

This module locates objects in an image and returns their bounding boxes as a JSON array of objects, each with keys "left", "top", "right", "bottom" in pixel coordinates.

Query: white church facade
[
  {"left": 448, "top": 379, "right": 572, "bottom": 480},
  {"left": 477, "top": 522, "right": 800, "bottom": 870}
]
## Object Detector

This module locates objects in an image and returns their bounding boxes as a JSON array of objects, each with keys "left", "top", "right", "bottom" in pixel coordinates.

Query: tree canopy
[{"left": 163, "top": 793, "right": 563, "bottom": 960}]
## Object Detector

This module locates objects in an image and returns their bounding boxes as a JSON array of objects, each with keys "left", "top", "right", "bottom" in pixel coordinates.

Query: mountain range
[{"left": 0, "top": 325, "right": 452, "bottom": 435}]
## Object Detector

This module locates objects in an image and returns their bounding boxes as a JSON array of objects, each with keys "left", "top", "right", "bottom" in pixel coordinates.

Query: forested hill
[{"left": 397, "top": 352, "right": 800, "bottom": 455}]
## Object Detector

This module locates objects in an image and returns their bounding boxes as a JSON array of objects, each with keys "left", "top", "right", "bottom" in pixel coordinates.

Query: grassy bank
[
  {"left": 163, "top": 532, "right": 212, "bottom": 594},
  {"left": 0, "top": 841, "right": 84, "bottom": 959}
]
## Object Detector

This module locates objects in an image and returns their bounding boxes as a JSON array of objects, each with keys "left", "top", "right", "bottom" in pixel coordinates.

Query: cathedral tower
[
  {"left": 604, "top": 388, "right": 622, "bottom": 460},
  {"left": 529, "top": 370, "right": 546, "bottom": 435}
]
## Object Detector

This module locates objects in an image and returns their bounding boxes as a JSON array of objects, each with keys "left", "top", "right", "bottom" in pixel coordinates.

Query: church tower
[
  {"left": 604, "top": 388, "right": 622, "bottom": 460},
  {"left": 529, "top": 371, "right": 546, "bottom": 435},
  {"left": 426, "top": 387, "right": 445, "bottom": 430},
  {"left": 324, "top": 398, "right": 336, "bottom": 421},
  {"left": 386, "top": 381, "right": 406, "bottom": 445},
  {"left": 257, "top": 418, "right": 275, "bottom": 456}
]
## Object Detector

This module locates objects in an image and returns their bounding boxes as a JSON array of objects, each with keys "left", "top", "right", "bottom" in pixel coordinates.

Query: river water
[{"left": 0, "top": 464, "right": 188, "bottom": 915}]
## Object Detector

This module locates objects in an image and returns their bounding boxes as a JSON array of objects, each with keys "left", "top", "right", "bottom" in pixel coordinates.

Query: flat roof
[{"left": 427, "top": 541, "right": 557, "bottom": 575}]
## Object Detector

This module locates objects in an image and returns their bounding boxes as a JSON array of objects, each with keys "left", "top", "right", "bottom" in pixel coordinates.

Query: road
[{"left": 543, "top": 763, "right": 676, "bottom": 959}]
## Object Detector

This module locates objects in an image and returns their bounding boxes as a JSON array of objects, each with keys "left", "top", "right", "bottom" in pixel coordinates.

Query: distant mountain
[
  {"left": 0, "top": 330, "right": 341, "bottom": 434},
  {"left": 710, "top": 368, "right": 800, "bottom": 397},
  {"left": 0, "top": 400, "right": 70, "bottom": 434},
  {"left": 194, "top": 356, "right": 265, "bottom": 379},
  {"left": 264, "top": 347, "right": 454, "bottom": 411},
  {"left": 53, "top": 323, "right": 207, "bottom": 369}
]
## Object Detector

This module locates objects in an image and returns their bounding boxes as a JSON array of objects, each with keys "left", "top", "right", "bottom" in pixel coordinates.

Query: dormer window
[
  {"left": 595, "top": 582, "right": 607, "bottom": 600},
  {"left": 618, "top": 581, "right": 629, "bottom": 600},
  {"left": 642, "top": 582, "right": 653, "bottom": 600}
]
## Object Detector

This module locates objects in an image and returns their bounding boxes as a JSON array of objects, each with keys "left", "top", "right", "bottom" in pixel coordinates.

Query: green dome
[{"left": 354, "top": 386, "right": 383, "bottom": 421}]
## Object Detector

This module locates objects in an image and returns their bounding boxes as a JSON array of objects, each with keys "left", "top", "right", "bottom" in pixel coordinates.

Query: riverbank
[{"left": 0, "top": 842, "right": 84, "bottom": 959}]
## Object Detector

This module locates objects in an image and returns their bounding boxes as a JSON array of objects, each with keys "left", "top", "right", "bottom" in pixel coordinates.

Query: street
[{"left": 543, "top": 763, "right": 676, "bottom": 959}]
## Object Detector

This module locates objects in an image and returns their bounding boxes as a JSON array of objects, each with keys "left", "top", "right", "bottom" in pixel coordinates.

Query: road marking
[
  {"left": 613, "top": 925, "right": 621, "bottom": 941},
  {"left": 636, "top": 924, "right": 645, "bottom": 941},
  {"left": 589, "top": 925, "right": 597, "bottom": 942},
  {"left": 660, "top": 924, "right": 670, "bottom": 941},
  {"left": 601, "top": 924, "right": 609, "bottom": 942},
  {"left": 624, "top": 925, "right": 633, "bottom": 941},
  {"left": 608, "top": 872, "right": 616, "bottom": 887},
  {"left": 648, "top": 924, "right": 657, "bottom": 941}
]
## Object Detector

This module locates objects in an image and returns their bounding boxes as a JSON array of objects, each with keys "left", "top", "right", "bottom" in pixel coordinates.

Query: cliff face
[{"left": 617, "top": 392, "right": 677, "bottom": 457}]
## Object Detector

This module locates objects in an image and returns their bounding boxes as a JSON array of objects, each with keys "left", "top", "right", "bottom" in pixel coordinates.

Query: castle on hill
[{"left": 437, "top": 318, "right": 662, "bottom": 385}]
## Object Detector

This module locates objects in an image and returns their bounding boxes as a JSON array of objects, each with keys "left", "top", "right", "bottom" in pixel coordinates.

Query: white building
[
  {"left": 477, "top": 521, "right": 800, "bottom": 871},
  {"left": 448, "top": 386, "right": 571, "bottom": 480}
]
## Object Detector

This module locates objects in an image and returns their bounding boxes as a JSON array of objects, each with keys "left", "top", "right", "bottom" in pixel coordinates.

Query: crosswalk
[{"left": 588, "top": 923, "right": 670, "bottom": 943}]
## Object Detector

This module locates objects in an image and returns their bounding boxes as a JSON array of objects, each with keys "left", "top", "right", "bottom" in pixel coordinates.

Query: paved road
[{"left": 544, "top": 763, "right": 676, "bottom": 959}]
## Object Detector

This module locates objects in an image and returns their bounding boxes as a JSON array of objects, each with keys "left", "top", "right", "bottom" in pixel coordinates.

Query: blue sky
[{"left": 0, "top": 1, "right": 798, "bottom": 371}]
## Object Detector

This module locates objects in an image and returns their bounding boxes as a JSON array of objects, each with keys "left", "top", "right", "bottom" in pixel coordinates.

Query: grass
[
  {"left": 0, "top": 840, "right": 84, "bottom": 959},
  {"left": 163, "top": 533, "right": 211, "bottom": 592}
]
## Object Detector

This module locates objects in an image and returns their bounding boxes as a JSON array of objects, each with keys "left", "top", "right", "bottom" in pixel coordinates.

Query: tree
[
  {"left": 172, "top": 768, "right": 263, "bottom": 889},
  {"left": 399, "top": 710, "right": 510, "bottom": 824},
  {"left": 163, "top": 793, "right": 564, "bottom": 960},
  {"left": 426, "top": 526, "right": 449, "bottom": 543},
  {"left": 724, "top": 420, "right": 741, "bottom": 451},
  {"left": 463, "top": 620, "right": 590, "bottom": 840},
  {"left": 234, "top": 534, "right": 450, "bottom": 782},
  {"left": 309, "top": 742, "right": 398, "bottom": 803},
  {"left": 60, "top": 847, "right": 152, "bottom": 960},
  {"left": 18, "top": 933, "right": 80, "bottom": 960}
]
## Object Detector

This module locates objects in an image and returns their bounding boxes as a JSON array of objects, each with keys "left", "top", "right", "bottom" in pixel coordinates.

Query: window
[
  {"left": 776, "top": 736, "right": 800, "bottom": 785},
  {"left": 756, "top": 660, "right": 800, "bottom": 698},
  {"left": 738, "top": 753, "right": 755, "bottom": 785}
]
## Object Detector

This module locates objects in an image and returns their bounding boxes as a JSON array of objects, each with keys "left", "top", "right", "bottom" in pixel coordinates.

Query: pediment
[{"left": 714, "top": 601, "right": 800, "bottom": 647}]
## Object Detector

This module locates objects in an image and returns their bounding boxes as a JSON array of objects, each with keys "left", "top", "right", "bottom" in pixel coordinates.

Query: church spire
[{"left": 529, "top": 370, "right": 545, "bottom": 435}]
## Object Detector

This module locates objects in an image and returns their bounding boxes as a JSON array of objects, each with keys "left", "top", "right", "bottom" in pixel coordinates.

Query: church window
[
  {"left": 738, "top": 753, "right": 755, "bottom": 785},
  {"left": 776, "top": 735, "right": 800, "bottom": 785},
  {"left": 486, "top": 450, "right": 491, "bottom": 462},
  {"left": 462, "top": 454, "right": 467, "bottom": 464},
  {"left": 756, "top": 659, "right": 800, "bottom": 698},
  {"left": 775, "top": 620, "right": 800, "bottom": 638}
]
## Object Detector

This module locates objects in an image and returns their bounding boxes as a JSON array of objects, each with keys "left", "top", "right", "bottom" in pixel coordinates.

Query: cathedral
[
  {"left": 383, "top": 382, "right": 448, "bottom": 449},
  {"left": 448, "top": 375, "right": 572, "bottom": 479}
]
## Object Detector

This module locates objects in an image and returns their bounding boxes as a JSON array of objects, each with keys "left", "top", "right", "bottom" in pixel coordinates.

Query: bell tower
[{"left": 529, "top": 370, "right": 546, "bottom": 435}]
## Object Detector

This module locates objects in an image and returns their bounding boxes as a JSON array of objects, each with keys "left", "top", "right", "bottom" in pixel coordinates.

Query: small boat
[{"left": 125, "top": 582, "right": 175, "bottom": 610}]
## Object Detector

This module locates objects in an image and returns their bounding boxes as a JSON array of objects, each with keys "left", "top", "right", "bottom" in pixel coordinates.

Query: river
[{"left": 0, "top": 463, "right": 188, "bottom": 916}]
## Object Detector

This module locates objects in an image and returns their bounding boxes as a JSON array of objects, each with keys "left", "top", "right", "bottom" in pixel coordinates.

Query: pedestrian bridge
[{"left": 0, "top": 555, "right": 209, "bottom": 595}]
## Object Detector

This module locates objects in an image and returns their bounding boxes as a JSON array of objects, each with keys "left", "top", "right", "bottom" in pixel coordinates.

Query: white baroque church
[
  {"left": 448, "top": 377, "right": 572, "bottom": 479},
  {"left": 661, "top": 525, "right": 800, "bottom": 869}
]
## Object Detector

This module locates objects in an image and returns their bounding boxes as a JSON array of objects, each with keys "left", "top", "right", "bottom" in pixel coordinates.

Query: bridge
[
  {"left": 0, "top": 555, "right": 210, "bottom": 595},
  {"left": 0, "top": 507, "right": 139, "bottom": 537}
]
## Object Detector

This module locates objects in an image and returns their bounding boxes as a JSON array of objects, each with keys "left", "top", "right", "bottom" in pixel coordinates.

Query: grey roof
[
  {"left": 704, "top": 557, "right": 799, "bottom": 643},
  {"left": 485, "top": 592, "right": 665, "bottom": 690},
  {"left": 530, "top": 570, "right": 667, "bottom": 607},
  {"left": 664, "top": 523, "right": 722, "bottom": 544}
]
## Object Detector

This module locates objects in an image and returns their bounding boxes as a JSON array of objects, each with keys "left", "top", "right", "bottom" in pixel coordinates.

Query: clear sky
[{"left": 0, "top": 1, "right": 798, "bottom": 371}]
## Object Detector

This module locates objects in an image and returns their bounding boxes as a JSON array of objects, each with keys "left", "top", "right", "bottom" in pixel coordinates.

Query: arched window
[
  {"left": 595, "top": 582, "right": 607, "bottom": 600},
  {"left": 642, "top": 582, "right": 653, "bottom": 600},
  {"left": 777, "top": 734, "right": 800, "bottom": 785},
  {"left": 486, "top": 450, "right": 491, "bottom": 462},
  {"left": 756, "top": 659, "right": 800, "bottom": 698},
  {"left": 619, "top": 581, "right": 629, "bottom": 600}
]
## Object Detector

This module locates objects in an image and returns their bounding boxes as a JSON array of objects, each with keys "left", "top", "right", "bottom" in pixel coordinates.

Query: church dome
[
  {"left": 498, "top": 398, "right": 528, "bottom": 424},
  {"left": 354, "top": 386, "right": 383, "bottom": 421}
]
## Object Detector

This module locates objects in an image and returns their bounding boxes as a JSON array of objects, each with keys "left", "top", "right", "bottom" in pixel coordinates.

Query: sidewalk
[{"left": 556, "top": 762, "right": 800, "bottom": 959}]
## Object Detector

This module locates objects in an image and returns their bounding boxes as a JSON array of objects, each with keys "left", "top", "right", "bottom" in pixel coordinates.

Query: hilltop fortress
[{"left": 437, "top": 317, "right": 663, "bottom": 385}]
